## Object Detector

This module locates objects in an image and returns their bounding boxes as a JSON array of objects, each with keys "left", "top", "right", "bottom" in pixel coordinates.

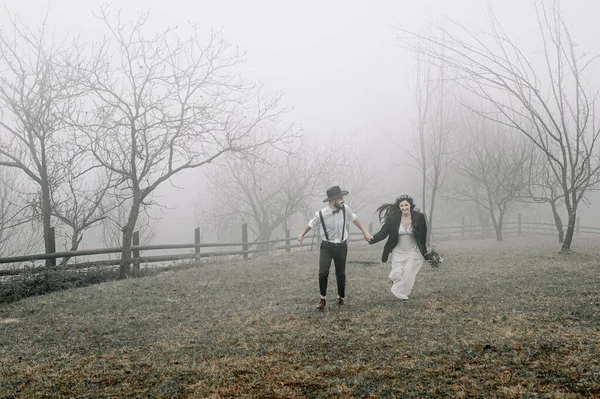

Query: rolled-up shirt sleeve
[{"left": 307, "top": 213, "right": 320, "bottom": 230}]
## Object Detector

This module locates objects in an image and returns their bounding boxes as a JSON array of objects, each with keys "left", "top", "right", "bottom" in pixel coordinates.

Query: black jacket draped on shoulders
[{"left": 369, "top": 210, "right": 428, "bottom": 262}]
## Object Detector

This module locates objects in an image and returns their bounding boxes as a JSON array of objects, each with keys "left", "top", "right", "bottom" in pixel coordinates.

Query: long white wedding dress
[{"left": 389, "top": 224, "right": 424, "bottom": 300}]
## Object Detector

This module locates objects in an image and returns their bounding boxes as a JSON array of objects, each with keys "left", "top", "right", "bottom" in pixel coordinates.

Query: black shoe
[
  {"left": 337, "top": 297, "right": 344, "bottom": 306},
  {"left": 316, "top": 299, "right": 326, "bottom": 309}
]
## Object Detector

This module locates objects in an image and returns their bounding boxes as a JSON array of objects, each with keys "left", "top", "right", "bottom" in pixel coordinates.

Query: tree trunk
[
  {"left": 472, "top": 183, "right": 490, "bottom": 236},
  {"left": 475, "top": 205, "right": 490, "bottom": 236},
  {"left": 493, "top": 221, "right": 503, "bottom": 241},
  {"left": 495, "top": 212, "right": 504, "bottom": 242},
  {"left": 40, "top": 182, "right": 54, "bottom": 267},
  {"left": 549, "top": 201, "right": 564, "bottom": 244},
  {"left": 119, "top": 201, "right": 141, "bottom": 279},
  {"left": 59, "top": 229, "right": 83, "bottom": 265},
  {"left": 561, "top": 210, "right": 576, "bottom": 252},
  {"left": 427, "top": 187, "right": 437, "bottom": 246},
  {"left": 421, "top": 169, "right": 427, "bottom": 238},
  {"left": 426, "top": 211, "right": 433, "bottom": 247},
  {"left": 257, "top": 224, "right": 272, "bottom": 251},
  {"left": 490, "top": 206, "right": 503, "bottom": 242}
]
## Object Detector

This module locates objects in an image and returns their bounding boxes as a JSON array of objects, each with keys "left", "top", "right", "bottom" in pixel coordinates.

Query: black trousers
[{"left": 318, "top": 241, "right": 348, "bottom": 298}]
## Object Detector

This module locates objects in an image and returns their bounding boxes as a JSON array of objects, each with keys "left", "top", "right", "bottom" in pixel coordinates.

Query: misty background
[{"left": 0, "top": 0, "right": 599, "bottom": 264}]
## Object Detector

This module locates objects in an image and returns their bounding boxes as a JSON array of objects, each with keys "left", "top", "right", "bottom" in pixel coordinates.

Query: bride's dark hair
[{"left": 376, "top": 195, "right": 415, "bottom": 223}]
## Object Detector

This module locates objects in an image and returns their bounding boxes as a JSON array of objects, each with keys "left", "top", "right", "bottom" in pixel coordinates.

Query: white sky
[
  {"left": 3, "top": 0, "right": 570, "bottom": 141},
  {"left": 2, "top": 0, "right": 598, "bottom": 244}
]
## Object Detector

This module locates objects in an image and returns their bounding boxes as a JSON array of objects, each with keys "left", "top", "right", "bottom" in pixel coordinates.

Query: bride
[{"left": 368, "top": 195, "right": 428, "bottom": 301}]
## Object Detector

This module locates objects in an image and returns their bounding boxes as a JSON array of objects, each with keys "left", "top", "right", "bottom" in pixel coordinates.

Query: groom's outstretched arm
[
  {"left": 369, "top": 219, "right": 391, "bottom": 245},
  {"left": 352, "top": 219, "right": 373, "bottom": 242}
]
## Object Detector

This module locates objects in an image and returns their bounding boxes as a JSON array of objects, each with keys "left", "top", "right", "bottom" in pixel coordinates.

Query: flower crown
[{"left": 396, "top": 195, "right": 413, "bottom": 202}]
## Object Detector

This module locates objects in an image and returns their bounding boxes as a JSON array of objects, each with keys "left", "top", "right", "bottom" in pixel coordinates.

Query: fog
[{"left": 0, "top": 0, "right": 599, "bottom": 251}]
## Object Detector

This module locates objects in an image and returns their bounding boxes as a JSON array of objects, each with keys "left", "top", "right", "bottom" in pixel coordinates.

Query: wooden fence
[
  {"left": 0, "top": 224, "right": 369, "bottom": 275},
  {"left": 0, "top": 215, "right": 598, "bottom": 276},
  {"left": 437, "top": 215, "right": 600, "bottom": 238}
]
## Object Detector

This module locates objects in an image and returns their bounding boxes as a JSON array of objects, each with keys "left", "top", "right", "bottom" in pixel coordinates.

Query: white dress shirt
[{"left": 308, "top": 204, "right": 357, "bottom": 243}]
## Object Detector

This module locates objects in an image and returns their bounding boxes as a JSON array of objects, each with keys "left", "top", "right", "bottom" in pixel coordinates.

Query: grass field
[{"left": 1, "top": 235, "right": 599, "bottom": 398}]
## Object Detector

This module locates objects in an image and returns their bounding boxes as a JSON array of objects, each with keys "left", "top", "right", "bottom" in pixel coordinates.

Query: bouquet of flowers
[{"left": 425, "top": 248, "right": 444, "bottom": 268}]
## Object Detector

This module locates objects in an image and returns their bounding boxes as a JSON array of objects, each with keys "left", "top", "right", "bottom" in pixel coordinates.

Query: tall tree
[
  {"left": 398, "top": 0, "right": 600, "bottom": 250},
  {"left": 50, "top": 166, "right": 114, "bottom": 264},
  {"left": 519, "top": 143, "right": 567, "bottom": 243},
  {"left": 100, "top": 196, "right": 158, "bottom": 253},
  {"left": 391, "top": 33, "right": 457, "bottom": 244},
  {"left": 75, "top": 8, "right": 295, "bottom": 277},
  {"left": 0, "top": 167, "right": 40, "bottom": 257},
  {"left": 451, "top": 117, "right": 529, "bottom": 241},
  {"left": 202, "top": 138, "right": 381, "bottom": 246},
  {"left": 0, "top": 13, "right": 81, "bottom": 265},
  {"left": 203, "top": 143, "right": 336, "bottom": 247}
]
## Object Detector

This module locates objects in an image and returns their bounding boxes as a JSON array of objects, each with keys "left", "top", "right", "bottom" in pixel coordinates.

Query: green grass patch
[
  {"left": 0, "top": 264, "right": 167, "bottom": 304},
  {"left": 1, "top": 236, "right": 599, "bottom": 398}
]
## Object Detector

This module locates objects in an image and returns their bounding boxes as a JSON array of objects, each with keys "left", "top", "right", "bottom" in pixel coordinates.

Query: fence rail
[
  {"left": 0, "top": 225, "right": 370, "bottom": 275},
  {"left": 434, "top": 216, "right": 599, "bottom": 237},
  {"left": 0, "top": 216, "right": 597, "bottom": 275}
]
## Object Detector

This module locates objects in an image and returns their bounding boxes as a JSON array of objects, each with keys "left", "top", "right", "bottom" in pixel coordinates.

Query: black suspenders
[
  {"left": 319, "top": 205, "right": 346, "bottom": 243},
  {"left": 342, "top": 206, "right": 346, "bottom": 240}
]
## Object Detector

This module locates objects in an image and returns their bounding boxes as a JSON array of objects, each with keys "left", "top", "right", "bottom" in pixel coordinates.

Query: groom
[{"left": 298, "top": 186, "right": 372, "bottom": 309}]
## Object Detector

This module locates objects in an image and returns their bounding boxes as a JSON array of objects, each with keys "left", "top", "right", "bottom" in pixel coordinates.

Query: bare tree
[
  {"left": 451, "top": 117, "right": 529, "bottom": 241},
  {"left": 0, "top": 13, "right": 82, "bottom": 265},
  {"left": 203, "top": 143, "right": 335, "bottom": 248},
  {"left": 390, "top": 33, "right": 457, "bottom": 244},
  {"left": 74, "top": 8, "right": 295, "bottom": 277},
  {"left": 398, "top": 0, "right": 600, "bottom": 250},
  {"left": 50, "top": 166, "right": 115, "bottom": 264},
  {"left": 100, "top": 196, "right": 158, "bottom": 253},
  {"left": 202, "top": 136, "right": 382, "bottom": 247},
  {"left": 519, "top": 143, "right": 567, "bottom": 243},
  {"left": 0, "top": 167, "right": 40, "bottom": 257},
  {"left": 326, "top": 142, "right": 383, "bottom": 216},
  {"left": 0, "top": 170, "right": 14, "bottom": 255}
]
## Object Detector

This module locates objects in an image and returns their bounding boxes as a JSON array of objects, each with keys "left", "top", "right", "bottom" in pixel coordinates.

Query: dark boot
[{"left": 316, "top": 299, "right": 326, "bottom": 309}]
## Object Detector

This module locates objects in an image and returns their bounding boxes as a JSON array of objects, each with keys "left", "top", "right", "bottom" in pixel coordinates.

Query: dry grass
[{"left": 1, "top": 235, "right": 599, "bottom": 398}]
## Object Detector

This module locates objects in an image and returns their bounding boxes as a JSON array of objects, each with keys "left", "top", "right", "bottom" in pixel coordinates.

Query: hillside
[{"left": 1, "top": 236, "right": 599, "bottom": 398}]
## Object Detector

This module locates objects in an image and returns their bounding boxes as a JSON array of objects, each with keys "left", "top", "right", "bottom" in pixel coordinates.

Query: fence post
[
  {"left": 517, "top": 213, "right": 522, "bottom": 236},
  {"left": 368, "top": 222, "right": 373, "bottom": 233},
  {"left": 132, "top": 230, "right": 140, "bottom": 272},
  {"left": 242, "top": 223, "right": 248, "bottom": 260},
  {"left": 49, "top": 227, "right": 57, "bottom": 267},
  {"left": 576, "top": 216, "right": 580, "bottom": 234},
  {"left": 461, "top": 216, "right": 465, "bottom": 237},
  {"left": 194, "top": 227, "right": 201, "bottom": 256},
  {"left": 285, "top": 229, "right": 291, "bottom": 253}
]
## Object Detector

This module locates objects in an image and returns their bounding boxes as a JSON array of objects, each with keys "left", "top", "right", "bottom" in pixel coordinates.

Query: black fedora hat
[{"left": 323, "top": 186, "right": 349, "bottom": 202}]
